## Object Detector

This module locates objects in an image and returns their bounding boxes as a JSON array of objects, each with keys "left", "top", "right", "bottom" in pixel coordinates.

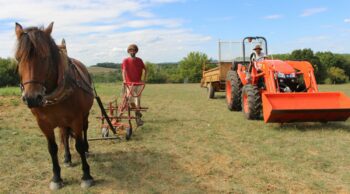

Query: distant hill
[
  {"left": 91, "top": 62, "right": 179, "bottom": 69},
  {"left": 88, "top": 66, "right": 117, "bottom": 74},
  {"left": 88, "top": 66, "right": 120, "bottom": 83}
]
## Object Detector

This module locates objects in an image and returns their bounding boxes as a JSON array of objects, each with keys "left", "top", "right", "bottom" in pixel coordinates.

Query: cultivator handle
[{"left": 123, "top": 82, "right": 145, "bottom": 97}]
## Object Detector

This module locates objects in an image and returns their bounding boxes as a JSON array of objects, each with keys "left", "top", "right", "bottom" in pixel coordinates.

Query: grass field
[{"left": 1, "top": 83, "right": 350, "bottom": 193}]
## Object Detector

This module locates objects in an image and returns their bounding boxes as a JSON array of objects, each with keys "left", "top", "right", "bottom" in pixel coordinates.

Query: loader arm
[{"left": 285, "top": 61, "right": 318, "bottom": 92}]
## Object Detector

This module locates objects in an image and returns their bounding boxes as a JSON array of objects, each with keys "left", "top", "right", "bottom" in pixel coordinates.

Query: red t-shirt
[{"left": 121, "top": 57, "right": 145, "bottom": 82}]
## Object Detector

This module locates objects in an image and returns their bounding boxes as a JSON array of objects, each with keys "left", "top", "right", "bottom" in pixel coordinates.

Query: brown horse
[{"left": 15, "top": 22, "right": 94, "bottom": 190}]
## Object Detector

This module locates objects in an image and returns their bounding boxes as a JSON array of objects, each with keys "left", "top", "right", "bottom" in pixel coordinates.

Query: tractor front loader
[{"left": 226, "top": 36, "right": 350, "bottom": 123}]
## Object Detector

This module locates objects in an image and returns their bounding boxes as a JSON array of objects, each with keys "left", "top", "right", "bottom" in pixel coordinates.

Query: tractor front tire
[
  {"left": 242, "top": 84, "right": 262, "bottom": 120},
  {"left": 208, "top": 83, "right": 215, "bottom": 99},
  {"left": 226, "top": 71, "right": 242, "bottom": 111}
]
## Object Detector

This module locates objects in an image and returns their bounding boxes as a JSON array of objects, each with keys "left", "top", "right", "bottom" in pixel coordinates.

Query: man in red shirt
[{"left": 121, "top": 44, "right": 147, "bottom": 126}]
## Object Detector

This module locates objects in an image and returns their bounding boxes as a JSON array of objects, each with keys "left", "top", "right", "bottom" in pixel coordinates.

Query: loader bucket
[{"left": 262, "top": 92, "right": 350, "bottom": 123}]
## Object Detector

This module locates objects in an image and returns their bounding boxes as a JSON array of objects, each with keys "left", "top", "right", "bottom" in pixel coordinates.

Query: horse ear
[
  {"left": 45, "top": 22, "right": 54, "bottom": 35},
  {"left": 15, "top": 22, "right": 24, "bottom": 39}
]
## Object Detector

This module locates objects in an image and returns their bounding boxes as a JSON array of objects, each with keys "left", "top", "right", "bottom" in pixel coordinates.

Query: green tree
[
  {"left": 179, "top": 52, "right": 208, "bottom": 83},
  {"left": 146, "top": 62, "right": 167, "bottom": 83},
  {"left": 334, "top": 54, "right": 350, "bottom": 78},
  {"left": 325, "top": 67, "right": 349, "bottom": 84},
  {"left": 0, "top": 57, "right": 19, "bottom": 87},
  {"left": 272, "top": 53, "right": 290, "bottom": 60},
  {"left": 316, "top": 52, "right": 350, "bottom": 82}
]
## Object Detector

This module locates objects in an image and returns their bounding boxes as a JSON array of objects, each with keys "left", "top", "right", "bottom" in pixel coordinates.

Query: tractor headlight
[
  {"left": 286, "top": 73, "right": 296, "bottom": 78},
  {"left": 277, "top": 72, "right": 285, "bottom": 78}
]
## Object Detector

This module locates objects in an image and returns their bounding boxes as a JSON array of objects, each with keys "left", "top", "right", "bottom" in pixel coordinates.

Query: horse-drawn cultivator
[{"left": 90, "top": 82, "right": 148, "bottom": 141}]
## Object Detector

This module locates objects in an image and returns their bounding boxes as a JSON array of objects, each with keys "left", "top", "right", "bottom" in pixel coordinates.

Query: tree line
[
  {"left": 91, "top": 53, "right": 215, "bottom": 83},
  {"left": 146, "top": 49, "right": 350, "bottom": 84},
  {"left": 273, "top": 49, "right": 350, "bottom": 84},
  {"left": 1, "top": 49, "right": 350, "bottom": 87}
]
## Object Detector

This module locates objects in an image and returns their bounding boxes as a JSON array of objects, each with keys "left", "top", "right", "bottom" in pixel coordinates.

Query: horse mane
[{"left": 15, "top": 26, "right": 61, "bottom": 65}]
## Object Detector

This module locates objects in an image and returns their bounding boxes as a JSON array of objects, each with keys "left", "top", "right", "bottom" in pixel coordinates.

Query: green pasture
[{"left": 0, "top": 83, "right": 350, "bottom": 193}]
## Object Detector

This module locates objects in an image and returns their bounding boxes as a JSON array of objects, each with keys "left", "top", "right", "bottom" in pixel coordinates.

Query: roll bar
[{"left": 242, "top": 36, "right": 268, "bottom": 64}]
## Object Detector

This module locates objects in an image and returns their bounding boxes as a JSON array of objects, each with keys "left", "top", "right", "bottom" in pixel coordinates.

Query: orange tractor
[{"left": 226, "top": 36, "right": 350, "bottom": 123}]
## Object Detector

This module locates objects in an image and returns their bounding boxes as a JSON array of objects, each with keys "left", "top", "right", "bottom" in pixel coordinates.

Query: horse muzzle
[{"left": 22, "top": 94, "right": 44, "bottom": 108}]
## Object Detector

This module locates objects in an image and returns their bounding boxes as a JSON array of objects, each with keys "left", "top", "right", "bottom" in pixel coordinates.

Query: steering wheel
[{"left": 250, "top": 52, "right": 256, "bottom": 63}]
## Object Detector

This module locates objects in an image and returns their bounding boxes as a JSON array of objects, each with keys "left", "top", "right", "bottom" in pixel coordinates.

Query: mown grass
[{"left": 0, "top": 83, "right": 350, "bottom": 193}]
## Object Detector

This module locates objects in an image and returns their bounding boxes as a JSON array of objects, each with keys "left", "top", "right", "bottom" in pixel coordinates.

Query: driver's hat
[{"left": 253, "top": 45, "right": 263, "bottom": 50}]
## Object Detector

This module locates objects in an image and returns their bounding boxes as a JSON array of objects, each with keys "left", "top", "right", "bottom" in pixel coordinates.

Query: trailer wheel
[
  {"left": 226, "top": 71, "right": 242, "bottom": 111},
  {"left": 208, "top": 83, "right": 215, "bottom": 99},
  {"left": 242, "top": 84, "right": 262, "bottom": 120},
  {"left": 126, "top": 127, "right": 132, "bottom": 140}
]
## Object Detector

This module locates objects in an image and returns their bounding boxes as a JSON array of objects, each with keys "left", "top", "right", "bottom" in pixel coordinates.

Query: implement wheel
[
  {"left": 126, "top": 127, "right": 132, "bottom": 140},
  {"left": 226, "top": 71, "right": 242, "bottom": 111},
  {"left": 242, "top": 84, "right": 262, "bottom": 120},
  {"left": 208, "top": 83, "right": 215, "bottom": 99}
]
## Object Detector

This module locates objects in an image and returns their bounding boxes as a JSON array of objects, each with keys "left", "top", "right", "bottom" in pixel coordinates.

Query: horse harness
[{"left": 43, "top": 54, "right": 94, "bottom": 106}]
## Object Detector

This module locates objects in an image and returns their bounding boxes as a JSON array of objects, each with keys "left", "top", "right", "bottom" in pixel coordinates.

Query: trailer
[{"left": 201, "top": 41, "right": 248, "bottom": 98}]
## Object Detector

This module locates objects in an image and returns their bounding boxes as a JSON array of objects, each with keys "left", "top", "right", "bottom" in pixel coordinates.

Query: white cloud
[
  {"left": 345, "top": 18, "right": 350, "bottom": 23},
  {"left": 64, "top": 28, "right": 212, "bottom": 65},
  {"left": 263, "top": 14, "right": 283, "bottom": 20},
  {"left": 300, "top": 7, "right": 327, "bottom": 17},
  {"left": 0, "top": 0, "right": 210, "bottom": 64}
]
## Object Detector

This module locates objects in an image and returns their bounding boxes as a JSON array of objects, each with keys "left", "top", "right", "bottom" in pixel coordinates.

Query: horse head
[{"left": 15, "top": 22, "right": 60, "bottom": 108}]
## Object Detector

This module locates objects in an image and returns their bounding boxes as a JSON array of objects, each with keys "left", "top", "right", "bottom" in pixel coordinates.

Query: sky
[{"left": 0, "top": 0, "right": 349, "bottom": 65}]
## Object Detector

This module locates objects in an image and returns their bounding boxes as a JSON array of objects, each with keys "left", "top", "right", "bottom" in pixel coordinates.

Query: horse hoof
[
  {"left": 63, "top": 161, "right": 73, "bottom": 167},
  {"left": 81, "top": 179, "right": 94, "bottom": 189},
  {"left": 49, "top": 181, "right": 63, "bottom": 190}
]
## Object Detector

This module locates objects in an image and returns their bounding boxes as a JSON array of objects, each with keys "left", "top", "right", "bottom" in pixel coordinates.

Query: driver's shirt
[{"left": 255, "top": 51, "right": 266, "bottom": 62}]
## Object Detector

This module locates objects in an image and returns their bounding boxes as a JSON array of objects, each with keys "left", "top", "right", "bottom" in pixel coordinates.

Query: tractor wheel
[
  {"left": 242, "top": 84, "right": 262, "bottom": 120},
  {"left": 226, "top": 71, "right": 242, "bottom": 111},
  {"left": 208, "top": 83, "right": 215, "bottom": 99}
]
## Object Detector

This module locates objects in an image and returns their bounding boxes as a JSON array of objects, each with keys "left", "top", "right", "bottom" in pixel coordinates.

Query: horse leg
[
  {"left": 60, "top": 127, "right": 72, "bottom": 167},
  {"left": 83, "top": 116, "right": 89, "bottom": 155},
  {"left": 73, "top": 127, "right": 94, "bottom": 188},
  {"left": 44, "top": 130, "right": 64, "bottom": 190}
]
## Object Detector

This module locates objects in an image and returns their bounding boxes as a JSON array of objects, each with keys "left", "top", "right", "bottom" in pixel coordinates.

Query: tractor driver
[
  {"left": 252, "top": 45, "right": 266, "bottom": 62},
  {"left": 246, "top": 45, "right": 266, "bottom": 82},
  {"left": 121, "top": 44, "right": 147, "bottom": 126}
]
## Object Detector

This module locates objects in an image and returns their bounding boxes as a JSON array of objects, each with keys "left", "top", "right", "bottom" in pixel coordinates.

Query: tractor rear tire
[
  {"left": 208, "top": 83, "right": 215, "bottom": 99},
  {"left": 226, "top": 71, "right": 242, "bottom": 111},
  {"left": 242, "top": 84, "right": 262, "bottom": 120}
]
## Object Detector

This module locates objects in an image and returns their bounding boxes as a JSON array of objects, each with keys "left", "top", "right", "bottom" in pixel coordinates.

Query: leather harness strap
[{"left": 43, "top": 49, "right": 93, "bottom": 106}]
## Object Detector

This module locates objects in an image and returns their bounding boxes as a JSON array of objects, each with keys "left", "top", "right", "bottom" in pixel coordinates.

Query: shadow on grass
[
  {"left": 211, "top": 95, "right": 226, "bottom": 99},
  {"left": 270, "top": 122, "right": 350, "bottom": 132},
  {"left": 90, "top": 150, "right": 204, "bottom": 193}
]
